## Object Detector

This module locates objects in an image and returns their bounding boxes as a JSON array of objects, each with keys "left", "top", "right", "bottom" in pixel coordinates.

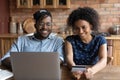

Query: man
[{"left": 1, "top": 9, "right": 64, "bottom": 70}]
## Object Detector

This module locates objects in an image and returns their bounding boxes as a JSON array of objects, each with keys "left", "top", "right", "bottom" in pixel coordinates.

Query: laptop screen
[{"left": 10, "top": 52, "right": 61, "bottom": 80}]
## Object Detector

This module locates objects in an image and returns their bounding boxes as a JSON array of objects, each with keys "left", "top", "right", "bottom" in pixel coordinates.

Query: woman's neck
[{"left": 81, "top": 35, "right": 93, "bottom": 43}]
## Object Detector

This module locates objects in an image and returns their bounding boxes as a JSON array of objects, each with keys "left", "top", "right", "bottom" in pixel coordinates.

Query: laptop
[{"left": 10, "top": 52, "right": 61, "bottom": 80}]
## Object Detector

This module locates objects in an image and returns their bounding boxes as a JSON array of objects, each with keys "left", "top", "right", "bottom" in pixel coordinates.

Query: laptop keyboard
[{"left": 0, "top": 69, "right": 13, "bottom": 80}]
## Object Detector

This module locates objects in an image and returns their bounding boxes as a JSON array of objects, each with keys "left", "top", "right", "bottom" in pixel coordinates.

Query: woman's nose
[{"left": 79, "top": 28, "right": 84, "bottom": 33}]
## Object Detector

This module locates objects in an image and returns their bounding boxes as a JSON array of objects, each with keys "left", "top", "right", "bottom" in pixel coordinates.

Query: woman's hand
[
  {"left": 84, "top": 68, "right": 94, "bottom": 79},
  {"left": 71, "top": 71, "right": 83, "bottom": 80}
]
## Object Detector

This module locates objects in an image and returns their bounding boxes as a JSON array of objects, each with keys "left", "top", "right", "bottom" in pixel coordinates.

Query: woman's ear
[
  {"left": 90, "top": 24, "right": 93, "bottom": 30},
  {"left": 34, "top": 24, "right": 37, "bottom": 29}
]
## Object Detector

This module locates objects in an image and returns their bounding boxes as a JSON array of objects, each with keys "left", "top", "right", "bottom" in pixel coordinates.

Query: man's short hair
[{"left": 33, "top": 9, "right": 52, "bottom": 22}]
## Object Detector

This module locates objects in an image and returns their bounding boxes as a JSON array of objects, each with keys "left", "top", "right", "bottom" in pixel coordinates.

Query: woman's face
[
  {"left": 35, "top": 16, "right": 52, "bottom": 39},
  {"left": 74, "top": 20, "right": 92, "bottom": 39}
]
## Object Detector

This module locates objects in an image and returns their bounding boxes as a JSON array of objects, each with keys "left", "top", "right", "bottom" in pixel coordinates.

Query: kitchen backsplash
[{"left": 9, "top": 0, "right": 120, "bottom": 33}]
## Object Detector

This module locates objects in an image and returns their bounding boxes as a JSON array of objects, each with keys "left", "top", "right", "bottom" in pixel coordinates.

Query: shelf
[{"left": 17, "top": 0, "right": 70, "bottom": 8}]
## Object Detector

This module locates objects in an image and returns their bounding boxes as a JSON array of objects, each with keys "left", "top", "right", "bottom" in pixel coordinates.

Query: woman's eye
[
  {"left": 82, "top": 26, "right": 86, "bottom": 29},
  {"left": 73, "top": 26, "right": 79, "bottom": 29},
  {"left": 74, "top": 26, "right": 86, "bottom": 30}
]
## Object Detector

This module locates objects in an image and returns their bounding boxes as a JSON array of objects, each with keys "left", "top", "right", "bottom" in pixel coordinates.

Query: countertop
[
  {"left": 106, "top": 35, "right": 120, "bottom": 40},
  {"left": 1, "top": 34, "right": 120, "bottom": 40}
]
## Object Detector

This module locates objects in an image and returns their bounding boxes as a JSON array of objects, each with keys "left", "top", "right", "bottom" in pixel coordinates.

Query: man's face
[{"left": 35, "top": 16, "right": 52, "bottom": 39}]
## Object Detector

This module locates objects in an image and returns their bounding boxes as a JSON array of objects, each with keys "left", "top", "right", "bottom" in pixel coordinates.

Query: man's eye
[
  {"left": 39, "top": 23, "right": 44, "bottom": 26},
  {"left": 39, "top": 23, "right": 52, "bottom": 26},
  {"left": 46, "top": 23, "right": 52, "bottom": 26}
]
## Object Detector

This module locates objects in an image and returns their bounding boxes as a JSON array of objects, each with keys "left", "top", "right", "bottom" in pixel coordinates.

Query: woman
[{"left": 65, "top": 7, "right": 107, "bottom": 80}]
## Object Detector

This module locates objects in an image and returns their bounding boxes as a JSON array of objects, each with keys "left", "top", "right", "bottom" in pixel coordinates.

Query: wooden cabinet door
[
  {"left": 56, "top": 0, "right": 70, "bottom": 8},
  {"left": 30, "top": 0, "right": 43, "bottom": 8},
  {"left": 112, "top": 40, "right": 120, "bottom": 66},
  {"left": 0, "top": 38, "right": 17, "bottom": 58},
  {"left": 43, "top": 0, "right": 56, "bottom": 8},
  {"left": 112, "top": 49, "right": 120, "bottom": 65},
  {"left": 17, "top": 0, "right": 30, "bottom": 8}
]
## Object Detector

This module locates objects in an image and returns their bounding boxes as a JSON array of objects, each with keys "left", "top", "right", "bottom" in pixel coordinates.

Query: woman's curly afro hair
[{"left": 67, "top": 7, "right": 100, "bottom": 31}]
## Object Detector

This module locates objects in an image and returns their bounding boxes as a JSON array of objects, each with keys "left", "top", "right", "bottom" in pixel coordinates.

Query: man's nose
[{"left": 42, "top": 24, "right": 48, "bottom": 28}]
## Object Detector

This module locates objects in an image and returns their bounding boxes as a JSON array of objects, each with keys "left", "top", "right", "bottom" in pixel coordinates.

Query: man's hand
[{"left": 1, "top": 58, "right": 12, "bottom": 71}]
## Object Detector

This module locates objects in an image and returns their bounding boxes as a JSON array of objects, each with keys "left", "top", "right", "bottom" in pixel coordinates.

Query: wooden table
[
  {"left": 1, "top": 65, "right": 120, "bottom": 80},
  {"left": 61, "top": 65, "right": 120, "bottom": 80}
]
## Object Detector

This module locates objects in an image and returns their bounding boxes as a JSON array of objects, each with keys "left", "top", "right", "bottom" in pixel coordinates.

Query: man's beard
[{"left": 35, "top": 30, "right": 51, "bottom": 40}]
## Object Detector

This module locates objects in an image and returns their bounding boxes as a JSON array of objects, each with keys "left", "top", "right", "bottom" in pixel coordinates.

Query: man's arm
[
  {"left": 56, "top": 37, "right": 65, "bottom": 65},
  {"left": 1, "top": 38, "right": 20, "bottom": 71}
]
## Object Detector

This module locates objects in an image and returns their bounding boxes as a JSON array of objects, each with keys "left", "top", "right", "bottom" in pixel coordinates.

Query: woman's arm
[
  {"left": 65, "top": 40, "right": 83, "bottom": 80},
  {"left": 91, "top": 43, "right": 107, "bottom": 74},
  {"left": 84, "top": 43, "right": 107, "bottom": 79},
  {"left": 65, "top": 40, "right": 76, "bottom": 69}
]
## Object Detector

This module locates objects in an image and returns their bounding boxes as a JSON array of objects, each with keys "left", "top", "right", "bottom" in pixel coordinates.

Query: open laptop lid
[{"left": 10, "top": 52, "right": 61, "bottom": 80}]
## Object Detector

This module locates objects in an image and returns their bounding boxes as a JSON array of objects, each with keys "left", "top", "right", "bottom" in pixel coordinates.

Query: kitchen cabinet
[
  {"left": 112, "top": 40, "right": 120, "bottom": 65},
  {"left": 16, "top": 0, "right": 70, "bottom": 8},
  {"left": 30, "top": 0, "right": 43, "bottom": 8},
  {"left": 106, "top": 36, "right": 120, "bottom": 66},
  {"left": 56, "top": 0, "right": 70, "bottom": 8},
  {"left": 0, "top": 34, "right": 20, "bottom": 58},
  {"left": 17, "top": 0, "right": 31, "bottom": 8},
  {"left": 43, "top": 0, "right": 56, "bottom": 8}
]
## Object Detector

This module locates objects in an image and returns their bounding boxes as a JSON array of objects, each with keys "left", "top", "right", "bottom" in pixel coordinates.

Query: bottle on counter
[
  {"left": 17, "top": 22, "right": 23, "bottom": 34},
  {"left": 10, "top": 17, "right": 17, "bottom": 34}
]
